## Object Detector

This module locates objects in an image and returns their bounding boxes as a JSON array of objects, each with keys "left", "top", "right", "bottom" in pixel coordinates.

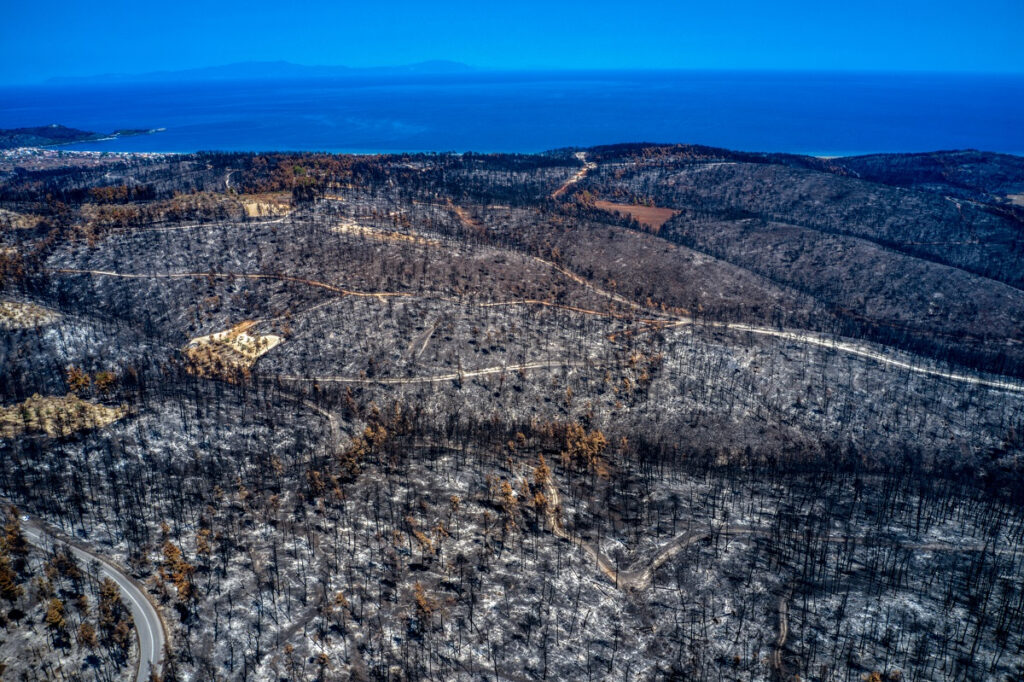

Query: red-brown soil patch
[{"left": 593, "top": 201, "right": 680, "bottom": 233}]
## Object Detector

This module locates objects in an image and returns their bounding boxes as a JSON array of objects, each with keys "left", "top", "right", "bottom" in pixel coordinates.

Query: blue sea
[{"left": 1, "top": 71, "right": 1022, "bottom": 156}]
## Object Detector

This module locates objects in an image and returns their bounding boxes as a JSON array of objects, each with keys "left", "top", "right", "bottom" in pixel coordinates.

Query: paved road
[{"left": 21, "top": 521, "right": 164, "bottom": 682}]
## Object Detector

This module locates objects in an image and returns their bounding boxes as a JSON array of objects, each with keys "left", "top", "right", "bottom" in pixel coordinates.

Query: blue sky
[{"left": 2, "top": 0, "right": 1022, "bottom": 83}]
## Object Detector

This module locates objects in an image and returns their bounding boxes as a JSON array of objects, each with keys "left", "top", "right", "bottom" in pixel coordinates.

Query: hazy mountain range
[{"left": 44, "top": 60, "right": 475, "bottom": 85}]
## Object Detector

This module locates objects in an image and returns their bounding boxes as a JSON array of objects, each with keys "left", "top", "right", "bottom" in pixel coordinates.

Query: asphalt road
[{"left": 21, "top": 521, "right": 164, "bottom": 682}]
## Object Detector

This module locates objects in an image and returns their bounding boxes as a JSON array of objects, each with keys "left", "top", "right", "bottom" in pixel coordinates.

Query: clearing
[
  {"left": 593, "top": 200, "right": 680, "bottom": 233},
  {"left": 0, "top": 300, "right": 60, "bottom": 329},
  {"left": 332, "top": 220, "right": 440, "bottom": 246},
  {"left": 183, "top": 320, "right": 282, "bottom": 379},
  {"left": 239, "top": 192, "right": 291, "bottom": 218},
  {"left": 0, "top": 393, "right": 128, "bottom": 438},
  {"left": 0, "top": 207, "right": 43, "bottom": 229}
]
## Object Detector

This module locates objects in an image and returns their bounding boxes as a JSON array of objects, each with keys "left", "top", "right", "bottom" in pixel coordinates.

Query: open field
[
  {"left": 593, "top": 200, "right": 681, "bottom": 232},
  {"left": 0, "top": 393, "right": 128, "bottom": 438},
  {"left": 0, "top": 299, "right": 60, "bottom": 329},
  {"left": 183, "top": 320, "right": 283, "bottom": 379}
]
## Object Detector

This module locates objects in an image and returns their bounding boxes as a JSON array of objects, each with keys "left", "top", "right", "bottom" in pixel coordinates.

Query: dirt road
[{"left": 551, "top": 152, "right": 596, "bottom": 198}]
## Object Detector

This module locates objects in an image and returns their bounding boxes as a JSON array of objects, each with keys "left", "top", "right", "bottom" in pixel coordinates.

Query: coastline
[{"left": 6, "top": 145, "right": 1021, "bottom": 161}]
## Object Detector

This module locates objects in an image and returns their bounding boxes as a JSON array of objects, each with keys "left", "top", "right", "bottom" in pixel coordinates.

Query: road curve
[
  {"left": 51, "top": 267, "right": 1024, "bottom": 394},
  {"left": 542, "top": 475, "right": 1008, "bottom": 593},
  {"left": 771, "top": 594, "right": 790, "bottom": 673},
  {"left": 20, "top": 521, "right": 165, "bottom": 682},
  {"left": 654, "top": 318, "right": 1024, "bottom": 394}
]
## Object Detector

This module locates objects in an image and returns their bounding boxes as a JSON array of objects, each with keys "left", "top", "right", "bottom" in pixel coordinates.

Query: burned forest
[{"left": 1, "top": 144, "right": 1024, "bottom": 681}]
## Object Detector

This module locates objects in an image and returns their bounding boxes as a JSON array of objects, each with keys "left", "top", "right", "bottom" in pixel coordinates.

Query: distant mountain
[
  {"left": 0, "top": 124, "right": 160, "bottom": 149},
  {"left": 45, "top": 60, "right": 475, "bottom": 85}
]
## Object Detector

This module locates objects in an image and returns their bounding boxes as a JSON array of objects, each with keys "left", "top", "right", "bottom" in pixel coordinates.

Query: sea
[{"left": 1, "top": 70, "right": 1022, "bottom": 156}]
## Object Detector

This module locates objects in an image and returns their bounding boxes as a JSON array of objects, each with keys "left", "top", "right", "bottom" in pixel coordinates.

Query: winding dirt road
[
  {"left": 277, "top": 359, "right": 593, "bottom": 385},
  {"left": 712, "top": 320, "right": 1024, "bottom": 393},
  {"left": 772, "top": 593, "right": 790, "bottom": 673},
  {"left": 47, "top": 266, "right": 1024, "bottom": 394},
  {"left": 543, "top": 476, "right": 745, "bottom": 590},
  {"left": 51, "top": 268, "right": 411, "bottom": 301},
  {"left": 551, "top": 152, "right": 596, "bottom": 199},
  {"left": 542, "top": 474, "right": 1009, "bottom": 593},
  {"left": 529, "top": 254, "right": 646, "bottom": 311}
]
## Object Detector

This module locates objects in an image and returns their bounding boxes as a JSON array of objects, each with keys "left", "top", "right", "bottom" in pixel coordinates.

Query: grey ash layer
[{"left": 1, "top": 144, "right": 1023, "bottom": 681}]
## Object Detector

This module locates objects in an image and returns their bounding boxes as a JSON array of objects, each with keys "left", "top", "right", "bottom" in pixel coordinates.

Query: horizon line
[{"left": 6, "top": 62, "right": 1024, "bottom": 87}]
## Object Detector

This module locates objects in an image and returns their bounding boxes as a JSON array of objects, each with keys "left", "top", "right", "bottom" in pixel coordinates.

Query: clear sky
[{"left": 2, "top": 0, "right": 1022, "bottom": 84}]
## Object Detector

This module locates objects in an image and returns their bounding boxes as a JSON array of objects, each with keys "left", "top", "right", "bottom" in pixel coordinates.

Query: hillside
[
  {"left": 0, "top": 125, "right": 103, "bottom": 149},
  {"left": 1, "top": 145, "right": 1023, "bottom": 681},
  {"left": 834, "top": 149, "right": 1024, "bottom": 202},
  {"left": 0, "top": 125, "right": 158, "bottom": 150}
]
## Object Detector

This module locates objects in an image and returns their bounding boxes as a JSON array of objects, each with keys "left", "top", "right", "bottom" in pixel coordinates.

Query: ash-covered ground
[{"left": 1, "top": 146, "right": 1023, "bottom": 681}]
